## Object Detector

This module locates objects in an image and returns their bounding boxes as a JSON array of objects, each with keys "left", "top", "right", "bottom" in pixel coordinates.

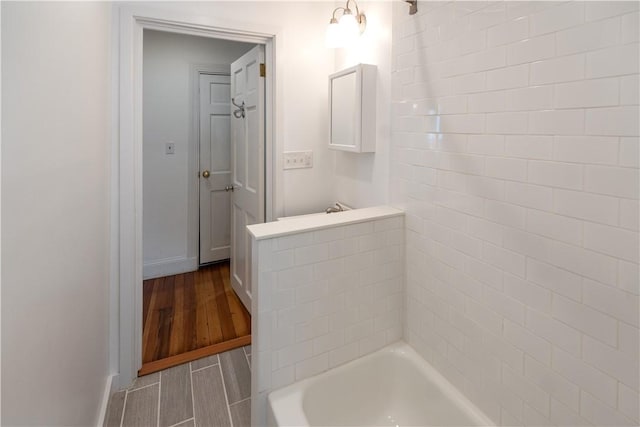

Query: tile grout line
[
  {"left": 156, "top": 371, "right": 162, "bottom": 427},
  {"left": 228, "top": 396, "right": 251, "bottom": 407},
  {"left": 191, "top": 363, "right": 219, "bottom": 374},
  {"left": 127, "top": 381, "right": 161, "bottom": 393},
  {"left": 167, "top": 417, "right": 195, "bottom": 427},
  {"left": 119, "top": 389, "right": 129, "bottom": 427},
  {"left": 217, "top": 358, "right": 235, "bottom": 427},
  {"left": 243, "top": 351, "right": 251, "bottom": 372},
  {"left": 189, "top": 362, "right": 197, "bottom": 427}
]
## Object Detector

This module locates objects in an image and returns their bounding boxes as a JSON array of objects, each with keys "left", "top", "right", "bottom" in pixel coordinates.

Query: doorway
[
  {"left": 115, "top": 5, "right": 280, "bottom": 391},
  {"left": 199, "top": 72, "right": 232, "bottom": 265},
  {"left": 140, "top": 29, "right": 264, "bottom": 374}
]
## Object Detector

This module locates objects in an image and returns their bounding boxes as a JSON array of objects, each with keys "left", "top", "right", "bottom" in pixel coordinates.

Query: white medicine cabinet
[{"left": 328, "top": 63, "right": 377, "bottom": 153}]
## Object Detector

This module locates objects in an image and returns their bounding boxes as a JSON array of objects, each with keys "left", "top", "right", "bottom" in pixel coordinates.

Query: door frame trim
[
  {"left": 191, "top": 65, "right": 231, "bottom": 266},
  {"left": 112, "top": 4, "right": 282, "bottom": 389}
]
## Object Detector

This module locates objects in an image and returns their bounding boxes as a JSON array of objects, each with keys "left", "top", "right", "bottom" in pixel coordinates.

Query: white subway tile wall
[
  {"left": 251, "top": 215, "right": 404, "bottom": 426},
  {"left": 392, "top": 1, "right": 639, "bottom": 426}
]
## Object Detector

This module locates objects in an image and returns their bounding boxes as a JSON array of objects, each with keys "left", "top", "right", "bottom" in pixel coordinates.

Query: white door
[
  {"left": 199, "top": 73, "right": 232, "bottom": 264},
  {"left": 230, "top": 45, "right": 265, "bottom": 312}
]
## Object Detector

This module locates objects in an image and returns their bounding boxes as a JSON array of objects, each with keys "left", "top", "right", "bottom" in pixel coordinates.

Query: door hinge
[{"left": 260, "top": 63, "right": 266, "bottom": 77}]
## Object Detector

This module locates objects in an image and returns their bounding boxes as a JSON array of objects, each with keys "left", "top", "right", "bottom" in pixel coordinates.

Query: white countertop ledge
[{"left": 247, "top": 205, "right": 404, "bottom": 241}]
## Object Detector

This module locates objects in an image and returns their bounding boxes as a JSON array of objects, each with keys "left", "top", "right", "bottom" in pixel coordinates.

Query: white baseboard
[
  {"left": 143, "top": 256, "right": 198, "bottom": 279},
  {"left": 96, "top": 374, "right": 115, "bottom": 427}
]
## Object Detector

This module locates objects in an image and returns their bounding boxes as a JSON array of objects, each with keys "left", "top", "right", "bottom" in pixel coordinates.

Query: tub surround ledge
[{"left": 247, "top": 205, "right": 404, "bottom": 240}]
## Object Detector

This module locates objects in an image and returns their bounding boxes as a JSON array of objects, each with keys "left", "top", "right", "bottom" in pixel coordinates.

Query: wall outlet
[
  {"left": 166, "top": 142, "right": 175, "bottom": 155},
  {"left": 283, "top": 150, "right": 313, "bottom": 169}
]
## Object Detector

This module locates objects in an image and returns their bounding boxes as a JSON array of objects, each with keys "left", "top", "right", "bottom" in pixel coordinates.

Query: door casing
[{"left": 112, "top": 4, "right": 283, "bottom": 392}]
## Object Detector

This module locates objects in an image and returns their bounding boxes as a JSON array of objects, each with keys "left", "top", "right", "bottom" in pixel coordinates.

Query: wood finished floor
[{"left": 141, "top": 261, "right": 251, "bottom": 375}]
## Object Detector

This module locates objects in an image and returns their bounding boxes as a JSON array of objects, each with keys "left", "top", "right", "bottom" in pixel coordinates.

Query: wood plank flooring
[{"left": 141, "top": 261, "right": 251, "bottom": 375}]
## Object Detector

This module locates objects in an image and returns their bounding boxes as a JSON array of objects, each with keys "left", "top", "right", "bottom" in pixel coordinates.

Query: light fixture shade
[
  {"left": 325, "top": 21, "right": 342, "bottom": 48},
  {"left": 339, "top": 12, "right": 359, "bottom": 46}
]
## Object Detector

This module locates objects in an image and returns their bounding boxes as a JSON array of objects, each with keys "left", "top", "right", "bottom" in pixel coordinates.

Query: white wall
[
  {"left": 134, "top": 1, "right": 337, "bottom": 217},
  {"left": 143, "top": 30, "right": 253, "bottom": 274},
  {"left": 2, "top": 2, "right": 111, "bottom": 425},
  {"left": 392, "top": 1, "right": 639, "bottom": 426},
  {"left": 332, "top": 0, "right": 393, "bottom": 209}
]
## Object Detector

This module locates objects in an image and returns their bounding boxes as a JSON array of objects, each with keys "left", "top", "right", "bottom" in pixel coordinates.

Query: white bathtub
[{"left": 267, "top": 342, "right": 494, "bottom": 427}]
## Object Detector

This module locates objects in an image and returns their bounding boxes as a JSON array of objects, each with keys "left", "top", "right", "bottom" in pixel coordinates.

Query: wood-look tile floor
[
  {"left": 104, "top": 346, "right": 252, "bottom": 427},
  {"left": 141, "top": 261, "right": 251, "bottom": 375}
]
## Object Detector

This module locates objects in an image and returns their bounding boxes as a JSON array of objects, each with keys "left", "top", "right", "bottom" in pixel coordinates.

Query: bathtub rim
[{"left": 267, "top": 340, "right": 495, "bottom": 427}]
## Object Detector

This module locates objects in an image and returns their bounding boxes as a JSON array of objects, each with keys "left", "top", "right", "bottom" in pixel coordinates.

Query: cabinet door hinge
[{"left": 260, "top": 63, "right": 266, "bottom": 77}]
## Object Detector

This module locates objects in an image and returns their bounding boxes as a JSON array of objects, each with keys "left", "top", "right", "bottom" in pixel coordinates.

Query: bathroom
[{"left": 1, "top": 1, "right": 638, "bottom": 426}]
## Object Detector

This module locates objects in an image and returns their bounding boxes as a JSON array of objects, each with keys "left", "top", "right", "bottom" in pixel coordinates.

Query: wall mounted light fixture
[
  {"left": 404, "top": 0, "right": 418, "bottom": 15},
  {"left": 326, "top": 0, "right": 367, "bottom": 48}
]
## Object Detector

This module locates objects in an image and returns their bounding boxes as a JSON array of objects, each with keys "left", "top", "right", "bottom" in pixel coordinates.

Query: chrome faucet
[{"left": 325, "top": 202, "right": 346, "bottom": 214}]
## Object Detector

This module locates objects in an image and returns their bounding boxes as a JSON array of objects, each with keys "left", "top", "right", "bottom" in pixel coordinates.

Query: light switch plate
[
  {"left": 283, "top": 150, "right": 313, "bottom": 169},
  {"left": 166, "top": 142, "right": 175, "bottom": 154}
]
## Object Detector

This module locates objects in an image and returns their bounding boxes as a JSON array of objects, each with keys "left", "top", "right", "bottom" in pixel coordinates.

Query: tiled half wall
[{"left": 248, "top": 207, "right": 405, "bottom": 426}]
